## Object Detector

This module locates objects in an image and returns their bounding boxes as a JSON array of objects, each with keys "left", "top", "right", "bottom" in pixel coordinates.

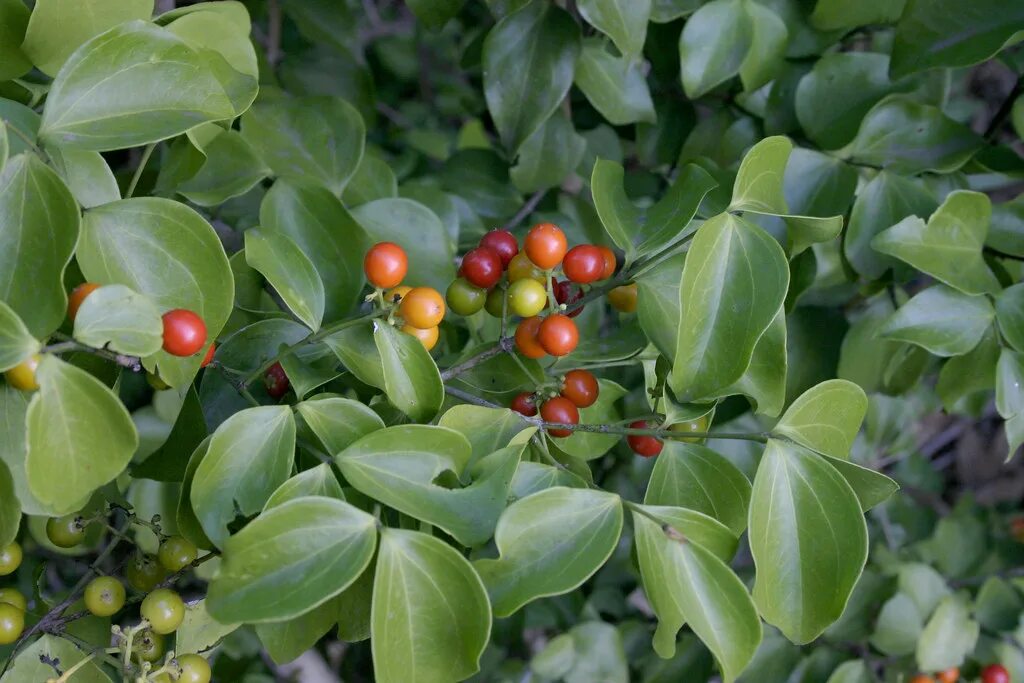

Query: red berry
[
  {"left": 981, "top": 664, "right": 1010, "bottom": 683},
  {"left": 627, "top": 420, "right": 663, "bottom": 457},
  {"left": 538, "top": 314, "right": 578, "bottom": 357},
  {"left": 510, "top": 392, "right": 537, "bottom": 417},
  {"left": 597, "top": 246, "right": 617, "bottom": 280},
  {"left": 562, "top": 245, "right": 605, "bottom": 284},
  {"left": 161, "top": 309, "right": 207, "bottom": 357},
  {"left": 553, "top": 279, "right": 584, "bottom": 318},
  {"left": 561, "top": 369, "right": 599, "bottom": 408},
  {"left": 479, "top": 230, "right": 519, "bottom": 268},
  {"left": 68, "top": 282, "right": 100, "bottom": 322},
  {"left": 460, "top": 247, "right": 504, "bottom": 289},
  {"left": 540, "top": 397, "right": 579, "bottom": 438},
  {"left": 265, "top": 362, "right": 290, "bottom": 399},
  {"left": 525, "top": 223, "right": 568, "bottom": 270},
  {"left": 200, "top": 343, "right": 216, "bottom": 368},
  {"left": 514, "top": 317, "right": 547, "bottom": 359},
  {"left": 364, "top": 242, "right": 408, "bottom": 289}
]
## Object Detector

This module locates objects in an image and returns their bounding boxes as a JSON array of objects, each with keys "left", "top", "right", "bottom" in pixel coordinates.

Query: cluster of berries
[
  {"left": 364, "top": 242, "right": 446, "bottom": 351},
  {"left": 911, "top": 665, "right": 1010, "bottom": 683},
  {"left": 510, "top": 368, "right": 601, "bottom": 437}
]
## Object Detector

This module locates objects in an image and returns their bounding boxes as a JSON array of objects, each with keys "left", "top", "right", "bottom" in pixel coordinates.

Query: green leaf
[
  {"left": 879, "top": 285, "right": 994, "bottom": 357},
  {"left": 338, "top": 425, "right": 521, "bottom": 546},
  {"left": 372, "top": 529, "right": 492, "bottom": 683},
  {"left": 241, "top": 96, "right": 365, "bottom": 195},
  {"left": 510, "top": 112, "right": 586, "bottom": 193},
  {"left": 72, "top": 284, "right": 164, "bottom": 357},
  {"left": 988, "top": 195, "right": 1024, "bottom": 257},
  {"left": 78, "top": 198, "right": 233, "bottom": 387},
  {"left": 133, "top": 386, "right": 206, "bottom": 482},
  {"left": 577, "top": 0, "right": 650, "bottom": 56},
  {"left": 822, "top": 456, "right": 898, "bottom": 512},
  {"left": 0, "top": 634, "right": 111, "bottom": 683},
  {"left": 25, "top": 356, "right": 138, "bottom": 514},
  {"left": 872, "top": 190, "right": 1000, "bottom": 296},
  {"left": 633, "top": 511, "right": 761, "bottom": 680},
  {"left": 482, "top": 1, "right": 581, "bottom": 153},
  {"left": 637, "top": 504, "right": 740, "bottom": 561},
  {"left": 177, "top": 129, "right": 270, "bottom": 207},
  {"left": 257, "top": 596, "right": 343, "bottom": 664},
  {"left": 825, "top": 661, "right": 873, "bottom": 683},
  {"left": 260, "top": 179, "right": 368, "bottom": 321},
  {"left": 176, "top": 437, "right": 214, "bottom": 550},
  {"left": 0, "top": 460, "right": 18, "bottom": 548},
  {"left": 0, "top": 301, "right": 38, "bottom": 372},
  {"left": 47, "top": 147, "right": 120, "bottom": 209},
  {"left": 297, "top": 397, "right": 384, "bottom": 456},
  {"left": 996, "top": 283, "right": 1024, "bottom": 353},
  {"left": 562, "top": 622, "right": 630, "bottom": 683},
  {"left": 773, "top": 380, "right": 867, "bottom": 459},
  {"left": 915, "top": 596, "right": 979, "bottom": 672},
  {"left": 352, "top": 198, "right": 455, "bottom": 293},
  {"left": 891, "top": 0, "right": 1024, "bottom": 78},
  {"left": 937, "top": 328, "right": 999, "bottom": 410},
  {"left": 871, "top": 593, "right": 924, "bottom": 656},
  {"left": 651, "top": 0, "right": 701, "bottom": 21},
  {"left": 840, "top": 96, "right": 983, "bottom": 174},
  {"left": 323, "top": 323, "right": 385, "bottom": 390},
  {"left": 172, "top": 599, "right": 239, "bottom": 656},
  {"left": 265, "top": 465, "right": 344, "bottom": 510},
  {"left": 669, "top": 213, "right": 789, "bottom": 401},
  {"left": 21, "top": 0, "right": 153, "bottom": 76},
  {"left": 637, "top": 254, "right": 684, "bottom": 360},
  {"left": 245, "top": 228, "right": 325, "bottom": 332},
  {"left": 748, "top": 439, "right": 868, "bottom": 644},
  {"left": 975, "top": 577, "right": 1024, "bottom": 631},
  {"left": 39, "top": 21, "right": 237, "bottom": 151},
  {"left": 474, "top": 487, "right": 623, "bottom": 616},
  {"left": 437, "top": 405, "right": 531, "bottom": 468},
  {"left": 342, "top": 152, "right": 398, "bottom": 206},
  {"left": 574, "top": 41, "right": 656, "bottom": 126},
  {"left": 0, "top": 0, "right": 31, "bottom": 82},
  {"left": 406, "top": 0, "right": 466, "bottom": 29},
  {"left": 810, "top": 0, "right": 904, "bottom": 30},
  {"left": 373, "top": 322, "right": 444, "bottom": 423},
  {"left": 190, "top": 406, "right": 296, "bottom": 548},
  {"left": 738, "top": 1, "right": 788, "bottom": 93},
  {"left": 644, "top": 441, "right": 752, "bottom": 536},
  {"left": 558, "top": 380, "right": 627, "bottom": 460},
  {"left": 511, "top": 461, "right": 588, "bottom": 498},
  {"left": 996, "top": 347, "right": 1024, "bottom": 419},
  {"left": 207, "top": 496, "right": 376, "bottom": 623},
  {"left": 678, "top": 0, "right": 751, "bottom": 98},
  {"left": 0, "top": 154, "right": 80, "bottom": 338}
]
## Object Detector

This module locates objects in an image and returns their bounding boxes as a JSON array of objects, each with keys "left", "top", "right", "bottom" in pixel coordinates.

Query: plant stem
[
  {"left": 125, "top": 143, "right": 156, "bottom": 199},
  {"left": 439, "top": 337, "right": 515, "bottom": 381},
  {"left": 52, "top": 651, "right": 100, "bottom": 682},
  {"left": 5, "top": 122, "right": 50, "bottom": 162},
  {"left": 500, "top": 190, "right": 546, "bottom": 230},
  {"left": 44, "top": 333, "right": 143, "bottom": 371}
]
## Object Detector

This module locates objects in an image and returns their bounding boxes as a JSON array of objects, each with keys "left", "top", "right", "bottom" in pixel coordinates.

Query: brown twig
[{"left": 500, "top": 190, "right": 547, "bottom": 231}]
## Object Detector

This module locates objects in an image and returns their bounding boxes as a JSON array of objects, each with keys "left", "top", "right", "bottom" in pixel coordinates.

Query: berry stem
[
  {"left": 50, "top": 651, "right": 101, "bottom": 682},
  {"left": 544, "top": 270, "right": 558, "bottom": 312},
  {"left": 126, "top": 143, "right": 157, "bottom": 199},
  {"left": 439, "top": 336, "right": 516, "bottom": 381},
  {"left": 43, "top": 334, "right": 143, "bottom": 371}
]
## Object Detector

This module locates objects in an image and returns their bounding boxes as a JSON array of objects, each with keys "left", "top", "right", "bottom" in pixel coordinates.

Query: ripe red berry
[
  {"left": 265, "top": 362, "right": 290, "bottom": 399},
  {"left": 627, "top": 420, "right": 663, "bottom": 457},
  {"left": 68, "top": 282, "right": 100, "bottom": 322},
  {"left": 510, "top": 392, "right": 538, "bottom": 417},
  {"left": 561, "top": 369, "right": 599, "bottom": 408},
  {"left": 479, "top": 230, "right": 519, "bottom": 268},
  {"left": 460, "top": 247, "right": 503, "bottom": 289},
  {"left": 161, "top": 309, "right": 207, "bottom": 357},
  {"left": 936, "top": 668, "right": 959, "bottom": 683},
  {"left": 981, "top": 664, "right": 1010, "bottom": 683},
  {"left": 553, "top": 279, "right": 584, "bottom": 318},
  {"left": 540, "top": 397, "right": 579, "bottom": 438},
  {"left": 200, "top": 343, "right": 216, "bottom": 368},
  {"left": 597, "top": 246, "right": 617, "bottom": 280},
  {"left": 364, "top": 242, "right": 408, "bottom": 289},
  {"left": 514, "top": 316, "right": 546, "bottom": 359},
  {"left": 562, "top": 245, "right": 605, "bottom": 284},
  {"left": 525, "top": 223, "right": 568, "bottom": 270},
  {"left": 538, "top": 314, "right": 578, "bottom": 356}
]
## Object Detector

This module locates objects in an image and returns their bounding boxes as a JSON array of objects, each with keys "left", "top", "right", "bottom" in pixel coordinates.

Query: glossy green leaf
[
  {"left": 373, "top": 322, "right": 444, "bottom": 422},
  {"left": 77, "top": 198, "right": 233, "bottom": 388},
  {"left": 343, "top": 152, "right": 398, "bottom": 206},
  {"left": 191, "top": 406, "right": 296, "bottom": 547},
  {"left": 577, "top": 0, "right": 650, "bottom": 56},
  {"left": 820, "top": 455, "right": 898, "bottom": 512},
  {"left": 0, "top": 301, "right": 38, "bottom": 373},
  {"left": 825, "top": 661, "right": 872, "bottom": 683},
  {"left": 670, "top": 213, "right": 789, "bottom": 401},
  {"left": 177, "top": 129, "right": 270, "bottom": 207},
  {"left": 257, "top": 596, "right": 343, "bottom": 665},
  {"left": 644, "top": 441, "right": 752, "bottom": 536},
  {"left": 988, "top": 195, "right": 1024, "bottom": 257},
  {"left": 0, "top": 154, "right": 80, "bottom": 338},
  {"left": 773, "top": 380, "right": 867, "bottom": 459},
  {"left": 372, "top": 529, "right": 492, "bottom": 683},
  {"left": 482, "top": 1, "right": 581, "bottom": 153},
  {"left": 39, "top": 21, "right": 237, "bottom": 150},
  {"left": 245, "top": 228, "right": 325, "bottom": 332},
  {"left": 996, "top": 283, "right": 1024, "bottom": 353},
  {"left": 323, "top": 323, "right": 385, "bottom": 390},
  {"left": 0, "top": 460, "right": 18, "bottom": 547},
  {"left": 406, "top": 0, "right": 465, "bottom": 29},
  {"left": 297, "top": 397, "right": 385, "bottom": 456},
  {"left": 25, "top": 356, "right": 138, "bottom": 514},
  {"left": 879, "top": 285, "right": 993, "bottom": 357},
  {"left": 510, "top": 112, "right": 586, "bottom": 193},
  {"left": 872, "top": 191, "right": 1000, "bottom": 296},
  {"left": 174, "top": 599, "right": 240, "bottom": 658},
  {"left": 749, "top": 439, "right": 868, "bottom": 644},
  {"left": 574, "top": 42, "right": 656, "bottom": 126},
  {"left": 511, "top": 461, "right": 588, "bottom": 498},
  {"left": 870, "top": 593, "right": 923, "bottom": 656},
  {"left": 810, "top": 0, "right": 903, "bottom": 30},
  {"left": 739, "top": 1, "right": 788, "bottom": 93},
  {"left": 176, "top": 436, "right": 214, "bottom": 550},
  {"left": 47, "top": 147, "right": 120, "bottom": 209},
  {"left": 207, "top": 496, "right": 377, "bottom": 623},
  {"left": 678, "top": 0, "right": 751, "bottom": 98},
  {"left": 637, "top": 504, "right": 739, "bottom": 561},
  {"left": 0, "top": 0, "right": 31, "bottom": 82},
  {"left": 474, "top": 487, "right": 623, "bottom": 616},
  {"left": 264, "top": 464, "right": 345, "bottom": 509},
  {"left": 637, "top": 254, "right": 684, "bottom": 360},
  {"left": 241, "top": 96, "right": 365, "bottom": 195},
  {"left": 996, "top": 348, "right": 1024, "bottom": 420},
  {"left": 633, "top": 510, "right": 761, "bottom": 680},
  {"left": 714, "top": 306, "right": 787, "bottom": 416},
  {"left": 72, "top": 284, "right": 163, "bottom": 357},
  {"left": 260, "top": 179, "right": 368, "bottom": 321},
  {"left": 437, "top": 405, "right": 530, "bottom": 467},
  {"left": 0, "top": 634, "right": 111, "bottom": 683},
  {"left": 651, "top": 0, "right": 701, "bottom": 21},
  {"left": 915, "top": 596, "right": 979, "bottom": 672}
]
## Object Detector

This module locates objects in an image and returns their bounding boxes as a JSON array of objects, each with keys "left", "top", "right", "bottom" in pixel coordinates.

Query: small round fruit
[
  {"left": 936, "top": 668, "right": 960, "bottom": 683},
  {"left": 460, "top": 247, "right": 503, "bottom": 289},
  {"left": 364, "top": 242, "right": 408, "bottom": 289},
  {"left": 525, "top": 223, "right": 568, "bottom": 270},
  {"left": 608, "top": 283, "right": 638, "bottom": 313},
  {"left": 46, "top": 514, "right": 87, "bottom": 549},
  {"left": 484, "top": 287, "right": 507, "bottom": 318},
  {"left": 385, "top": 285, "right": 412, "bottom": 305},
  {"left": 84, "top": 576, "right": 125, "bottom": 617},
  {"left": 561, "top": 369, "right": 599, "bottom": 408},
  {"left": 981, "top": 664, "right": 1010, "bottom": 683},
  {"left": 479, "top": 230, "right": 519, "bottom": 268},
  {"left": 538, "top": 314, "right": 579, "bottom": 357},
  {"left": 264, "top": 362, "right": 290, "bottom": 399},
  {"left": 446, "top": 278, "right": 487, "bottom": 316},
  {"left": 0, "top": 588, "right": 26, "bottom": 612},
  {"left": 134, "top": 630, "right": 165, "bottom": 663},
  {"left": 141, "top": 588, "right": 185, "bottom": 635},
  {"left": 508, "top": 279, "right": 547, "bottom": 317},
  {"left": 1010, "top": 516, "right": 1024, "bottom": 543},
  {"left": 0, "top": 603, "right": 24, "bottom": 645},
  {"left": 176, "top": 654, "right": 212, "bottom": 683},
  {"left": 563, "top": 245, "right": 605, "bottom": 284},
  {"left": 400, "top": 287, "right": 446, "bottom": 329},
  {"left": 5, "top": 355, "right": 40, "bottom": 391},
  {"left": 126, "top": 554, "right": 167, "bottom": 593},
  {"left": 553, "top": 279, "right": 584, "bottom": 318},
  {"left": 909, "top": 677, "right": 935, "bottom": 683},
  {"left": 597, "top": 246, "right": 617, "bottom": 280},
  {"left": 158, "top": 536, "right": 198, "bottom": 573},
  {"left": 627, "top": 420, "right": 663, "bottom": 458},
  {"left": 402, "top": 324, "right": 440, "bottom": 351},
  {"left": 508, "top": 252, "right": 546, "bottom": 284},
  {"left": 152, "top": 674, "right": 173, "bottom": 683},
  {"left": 510, "top": 392, "right": 538, "bottom": 417},
  {"left": 162, "top": 309, "right": 207, "bottom": 357},
  {"left": 200, "top": 343, "right": 216, "bottom": 369},
  {"left": 669, "top": 415, "right": 710, "bottom": 443},
  {"left": 540, "top": 397, "right": 579, "bottom": 438},
  {"left": 514, "top": 317, "right": 546, "bottom": 359},
  {"left": 68, "top": 282, "right": 101, "bottom": 322},
  {"left": 0, "top": 542, "right": 22, "bottom": 575}
]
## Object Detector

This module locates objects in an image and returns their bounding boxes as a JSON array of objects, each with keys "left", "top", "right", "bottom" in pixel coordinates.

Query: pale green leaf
[
  {"left": 0, "top": 301, "right": 38, "bottom": 373},
  {"left": 879, "top": 285, "right": 994, "bottom": 357},
  {"left": 47, "top": 147, "right": 120, "bottom": 209},
  {"left": 0, "top": 460, "right": 18, "bottom": 547},
  {"left": 245, "top": 228, "right": 325, "bottom": 332},
  {"left": 373, "top": 322, "right": 444, "bottom": 423},
  {"left": 915, "top": 596, "right": 979, "bottom": 672},
  {"left": 773, "top": 380, "right": 867, "bottom": 459},
  {"left": 438, "top": 404, "right": 531, "bottom": 468},
  {"left": 297, "top": 397, "right": 384, "bottom": 456},
  {"left": 995, "top": 283, "right": 1024, "bottom": 353},
  {"left": 264, "top": 464, "right": 345, "bottom": 509},
  {"left": 636, "top": 504, "right": 739, "bottom": 561},
  {"left": 871, "top": 593, "right": 923, "bottom": 656},
  {"left": 72, "top": 284, "right": 164, "bottom": 357},
  {"left": 0, "top": 634, "right": 111, "bottom": 683}
]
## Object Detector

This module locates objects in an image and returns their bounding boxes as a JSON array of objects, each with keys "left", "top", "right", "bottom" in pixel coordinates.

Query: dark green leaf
[
  {"left": 574, "top": 42, "right": 656, "bottom": 126},
  {"left": 406, "top": 0, "right": 466, "bottom": 29},
  {"left": 510, "top": 112, "right": 586, "bottom": 193},
  {"left": 0, "top": 0, "right": 31, "bottom": 81},
  {"left": 577, "top": 0, "right": 650, "bottom": 56},
  {"left": 177, "top": 129, "right": 270, "bottom": 207},
  {"left": 996, "top": 283, "right": 1024, "bottom": 353}
]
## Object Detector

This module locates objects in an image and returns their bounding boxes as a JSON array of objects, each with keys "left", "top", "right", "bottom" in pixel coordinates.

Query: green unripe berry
[
  {"left": 126, "top": 554, "right": 167, "bottom": 593},
  {"left": 508, "top": 279, "right": 547, "bottom": 317},
  {"left": 133, "top": 629, "right": 165, "bottom": 662},
  {"left": 484, "top": 287, "right": 506, "bottom": 317},
  {"left": 176, "top": 653, "right": 212, "bottom": 683},
  {"left": 84, "top": 576, "right": 126, "bottom": 617},
  {"left": 0, "top": 542, "right": 21, "bottom": 575},
  {"left": 445, "top": 278, "right": 487, "bottom": 316},
  {"left": 141, "top": 588, "right": 185, "bottom": 635},
  {"left": 46, "top": 514, "right": 87, "bottom": 548},
  {"left": 0, "top": 588, "right": 26, "bottom": 612},
  {"left": 158, "top": 536, "right": 198, "bottom": 573},
  {"left": 0, "top": 603, "right": 24, "bottom": 645}
]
